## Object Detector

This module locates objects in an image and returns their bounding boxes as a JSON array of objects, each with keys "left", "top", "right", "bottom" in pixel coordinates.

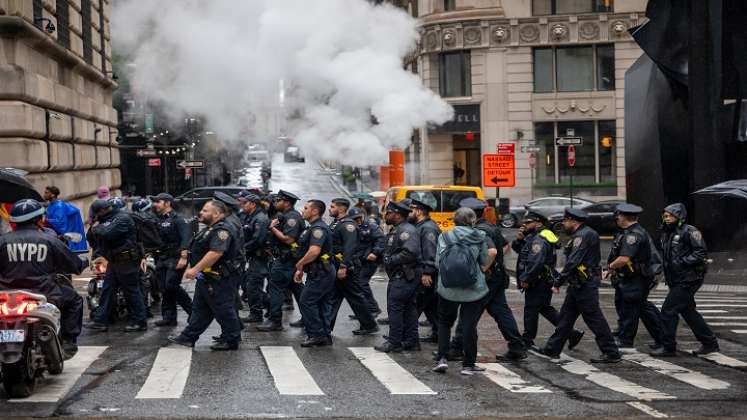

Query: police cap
[
  {"left": 564, "top": 207, "right": 588, "bottom": 221},
  {"left": 277, "top": 190, "right": 299, "bottom": 203},
  {"left": 522, "top": 211, "right": 547, "bottom": 224},
  {"left": 109, "top": 196, "right": 126, "bottom": 210},
  {"left": 132, "top": 198, "right": 153, "bottom": 213},
  {"left": 214, "top": 191, "right": 239, "bottom": 208},
  {"left": 348, "top": 207, "right": 365, "bottom": 220},
  {"left": 9, "top": 199, "right": 46, "bottom": 223},
  {"left": 459, "top": 197, "right": 487, "bottom": 211},
  {"left": 385, "top": 200, "right": 411, "bottom": 216},
  {"left": 90, "top": 199, "right": 112, "bottom": 216},
  {"left": 332, "top": 198, "right": 351, "bottom": 207},
  {"left": 154, "top": 192, "right": 175, "bottom": 203},
  {"left": 615, "top": 203, "right": 643, "bottom": 215},
  {"left": 409, "top": 198, "right": 434, "bottom": 212},
  {"left": 237, "top": 191, "right": 261, "bottom": 203},
  {"left": 400, "top": 198, "right": 413, "bottom": 207}
]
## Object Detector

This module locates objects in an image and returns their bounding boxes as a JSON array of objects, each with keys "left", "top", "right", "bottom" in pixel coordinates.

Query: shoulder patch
[
  {"left": 345, "top": 223, "right": 356, "bottom": 233},
  {"left": 531, "top": 243, "right": 542, "bottom": 254},
  {"left": 217, "top": 230, "right": 229, "bottom": 241},
  {"left": 312, "top": 229, "right": 324, "bottom": 239},
  {"left": 400, "top": 231, "right": 410, "bottom": 241},
  {"left": 287, "top": 218, "right": 297, "bottom": 227},
  {"left": 626, "top": 234, "right": 637, "bottom": 245},
  {"left": 426, "top": 232, "right": 436, "bottom": 241},
  {"left": 388, "top": 236, "right": 394, "bottom": 245},
  {"left": 692, "top": 230, "right": 702, "bottom": 242},
  {"left": 573, "top": 237, "right": 583, "bottom": 248}
]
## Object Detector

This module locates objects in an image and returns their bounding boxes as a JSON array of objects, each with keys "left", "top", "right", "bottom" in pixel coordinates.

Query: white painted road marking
[
  {"left": 697, "top": 310, "right": 729, "bottom": 314},
  {"left": 349, "top": 347, "right": 436, "bottom": 395},
  {"left": 260, "top": 346, "right": 324, "bottom": 395},
  {"left": 477, "top": 363, "right": 552, "bottom": 393},
  {"left": 627, "top": 402, "right": 669, "bottom": 418},
  {"left": 708, "top": 322, "right": 747, "bottom": 327},
  {"left": 656, "top": 304, "right": 747, "bottom": 308},
  {"left": 11, "top": 346, "right": 107, "bottom": 403},
  {"left": 622, "top": 351, "right": 729, "bottom": 390},
  {"left": 697, "top": 352, "right": 747, "bottom": 368},
  {"left": 731, "top": 330, "right": 747, "bottom": 334},
  {"left": 136, "top": 347, "right": 192, "bottom": 399},
  {"left": 703, "top": 316, "right": 747, "bottom": 320}
]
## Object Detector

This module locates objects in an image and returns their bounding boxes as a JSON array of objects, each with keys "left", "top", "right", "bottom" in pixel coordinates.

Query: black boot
[
  {"left": 374, "top": 341, "right": 403, "bottom": 353},
  {"left": 256, "top": 320, "right": 284, "bottom": 332}
]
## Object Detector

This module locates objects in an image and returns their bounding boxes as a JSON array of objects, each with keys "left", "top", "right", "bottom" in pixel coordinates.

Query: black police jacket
[
  {"left": 158, "top": 210, "right": 192, "bottom": 253},
  {"left": 415, "top": 218, "right": 441, "bottom": 277},
  {"left": 383, "top": 221, "right": 420, "bottom": 281},
  {"left": 608, "top": 223, "right": 653, "bottom": 281},
  {"left": 269, "top": 208, "right": 304, "bottom": 261},
  {"left": 558, "top": 224, "right": 601, "bottom": 288},
  {"left": 660, "top": 224, "right": 707, "bottom": 285},
  {"left": 297, "top": 219, "right": 334, "bottom": 273},
  {"left": 189, "top": 219, "right": 241, "bottom": 275},
  {"left": 331, "top": 216, "right": 359, "bottom": 269},
  {"left": 241, "top": 209, "right": 270, "bottom": 259},
  {"left": 355, "top": 220, "right": 386, "bottom": 263},
  {"left": 475, "top": 218, "right": 508, "bottom": 286},
  {"left": 92, "top": 209, "right": 139, "bottom": 260},
  {"left": 515, "top": 229, "right": 558, "bottom": 287},
  {"left": 0, "top": 224, "right": 85, "bottom": 298}
]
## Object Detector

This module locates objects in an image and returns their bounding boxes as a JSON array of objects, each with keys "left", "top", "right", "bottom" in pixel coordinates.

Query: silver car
[{"left": 502, "top": 196, "right": 594, "bottom": 228}]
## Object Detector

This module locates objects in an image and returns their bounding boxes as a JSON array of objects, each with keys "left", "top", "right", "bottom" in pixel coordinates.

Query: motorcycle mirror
[{"left": 63, "top": 232, "right": 83, "bottom": 243}]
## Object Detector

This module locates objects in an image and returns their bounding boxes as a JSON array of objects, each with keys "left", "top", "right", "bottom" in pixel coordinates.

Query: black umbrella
[
  {"left": 0, "top": 168, "right": 42, "bottom": 203},
  {"left": 692, "top": 180, "right": 747, "bottom": 200}
]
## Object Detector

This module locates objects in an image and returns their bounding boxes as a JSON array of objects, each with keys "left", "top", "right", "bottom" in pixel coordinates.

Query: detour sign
[{"left": 483, "top": 143, "right": 515, "bottom": 188}]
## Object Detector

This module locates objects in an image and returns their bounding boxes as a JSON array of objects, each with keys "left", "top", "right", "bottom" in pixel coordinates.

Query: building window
[
  {"left": 533, "top": 45, "right": 615, "bottom": 93},
  {"left": 56, "top": 0, "right": 70, "bottom": 49},
  {"left": 533, "top": 0, "right": 613, "bottom": 15},
  {"left": 81, "top": 0, "right": 92, "bottom": 64},
  {"left": 534, "top": 120, "right": 617, "bottom": 186},
  {"left": 439, "top": 51, "right": 471, "bottom": 98},
  {"left": 444, "top": 0, "right": 456, "bottom": 11}
]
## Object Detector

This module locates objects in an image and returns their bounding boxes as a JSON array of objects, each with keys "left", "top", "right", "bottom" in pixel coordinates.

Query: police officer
[
  {"left": 152, "top": 193, "right": 193, "bottom": 327},
  {"left": 450, "top": 198, "right": 527, "bottom": 361},
  {"left": 348, "top": 207, "right": 385, "bottom": 318},
  {"left": 0, "top": 199, "right": 86, "bottom": 357},
  {"left": 294, "top": 200, "right": 336, "bottom": 347},
  {"left": 327, "top": 198, "right": 379, "bottom": 335},
  {"left": 258, "top": 190, "right": 305, "bottom": 331},
  {"left": 651, "top": 203, "right": 719, "bottom": 356},
  {"left": 513, "top": 211, "right": 584, "bottom": 351},
  {"left": 237, "top": 191, "right": 270, "bottom": 323},
  {"left": 375, "top": 201, "right": 421, "bottom": 353},
  {"left": 605, "top": 203, "right": 664, "bottom": 349},
  {"left": 539, "top": 208, "right": 621, "bottom": 363},
  {"left": 214, "top": 192, "right": 247, "bottom": 313},
  {"left": 169, "top": 199, "right": 243, "bottom": 351},
  {"left": 86, "top": 199, "right": 148, "bottom": 332},
  {"left": 409, "top": 199, "right": 441, "bottom": 344}
]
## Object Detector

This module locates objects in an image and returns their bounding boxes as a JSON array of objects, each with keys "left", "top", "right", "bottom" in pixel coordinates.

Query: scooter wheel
[{"left": 2, "top": 353, "right": 36, "bottom": 398}]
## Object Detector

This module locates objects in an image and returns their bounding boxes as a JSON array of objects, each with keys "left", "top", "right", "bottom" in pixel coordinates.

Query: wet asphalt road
[{"left": 2, "top": 155, "right": 746, "bottom": 419}]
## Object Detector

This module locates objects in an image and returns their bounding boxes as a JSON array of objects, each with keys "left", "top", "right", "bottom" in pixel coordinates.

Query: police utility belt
[
  {"left": 569, "top": 264, "right": 599, "bottom": 286},
  {"left": 155, "top": 248, "right": 181, "bottom": 259},
  {"left": 110, "top": 249, "right": 141, "bottom": 263},
  {"left": 390, "top": 265, "right": 417, "bottom": 282},
  {"left": 305, "top": 253, "right": 334, "bottom": 275},
  {"left": 271, "top": 242, "right": 298, "bottom": 261}
]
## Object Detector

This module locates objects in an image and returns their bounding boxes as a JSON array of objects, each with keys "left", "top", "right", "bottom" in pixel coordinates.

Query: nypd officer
[
  {"left": 327, "top": 198, "right": 379, "bottom": 335},
  {"left": 169, "top": 199, "right": 242, "bottom": 350},
  {"left": 539, "top": 208, "right": 621, "bottom": 363},
  {"left": 237, "top": 191, "right": 270, "bottom": 323},
  {"left": 348, "top": 207, "right": 385, "bottom": 318},
  {"left": 513, "top": 211, "right": 584, "bottom": 351},
  {"left": 605, "top": 203, "right": 664, "bottom": 349},
  {"left": 152, "top": 193, "right": 193, "bottom": 327},
  {"left": 0, "top": 199, "right": 86, "bottom": 357},
  {"left": 375, "top": 201, "right": 421, "bottom": 353},
  {"left": 651, "top": 203, "right": 719, "bottom": 356},
  {"left": 86, "top": 199, "right": 148, "bottom": 332},
  {"left": 294, "top": 200, "right": 336, "bottom": 347},
  {"left": 408, "top": 199, "right": 441, "bottom": 344},
  {"left": 258, "top": 190, "right": 305, "bottom": 331}
]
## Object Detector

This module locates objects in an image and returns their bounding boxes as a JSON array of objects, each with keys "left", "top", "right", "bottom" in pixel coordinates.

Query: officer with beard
[
  {"left": 237, "top": 192, "right": 270, "bottom": 323},
  {"left": 539, "top": 208, "right": 621, "bottom": 363},
  {"left": 605, "top": 203, "right": 664, "bottom": 350},
  {"left": 375, "top": 201, "right": 421, "bottom": 353},
  {"left": 409, "top": 199, "right": 441, "bottom": 344},
  {"left": 513, "top": 211, "right": 584, "bottom": 351},
  {"left": 651, "top": 203, "right": 718, "bottom": 356},
  {"left": 327, "top": 198, "right": 379, "bottom": 335}
]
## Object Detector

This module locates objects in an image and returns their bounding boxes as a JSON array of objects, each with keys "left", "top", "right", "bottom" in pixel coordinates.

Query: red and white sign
[
  {"left": 148, "top": 158, "right": 161, "bottom": 167},
  {"left": 497, "top": 143, "right": 515, "bottom": 155},
  {"left": 528, "top": 153, "right": 537, "bottom": 169},
  {"left": 483, "top": 143, "right": 516, "bottom": 188},
  {"left": 567, "top": 145, "right": 576, "bottom": 167},
  {"left": 184, "top": 168, "right": 192, "bottom": 180}
]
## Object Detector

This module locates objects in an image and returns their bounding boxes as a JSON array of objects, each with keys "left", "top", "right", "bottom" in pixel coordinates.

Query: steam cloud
[{"left": 113, "top": 0, "right": 453, "bottom": 166}]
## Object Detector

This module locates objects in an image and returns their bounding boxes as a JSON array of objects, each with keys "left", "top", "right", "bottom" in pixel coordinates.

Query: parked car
[
  {"left": 173, "top": 186, "right": 245, "bottom": 216},
  {"left": 547, "top": 199, "right": 625, "bottom": 235},
  {"left": 245, "top": 146, "right": 272, "bottom": 177},
  {"left": 502, "top": 196, "right": 595, "bottom": 228},
  {"left": 385, "top": 185, "right": 496, "bottom": 231},
  {"left": 284, "top": 146, "right": 305, "bottom": 163}
]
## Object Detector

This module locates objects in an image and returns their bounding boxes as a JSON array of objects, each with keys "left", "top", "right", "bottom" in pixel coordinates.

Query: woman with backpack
[{"left": 432, "top": 207, "right": 496, "bottom": 375}]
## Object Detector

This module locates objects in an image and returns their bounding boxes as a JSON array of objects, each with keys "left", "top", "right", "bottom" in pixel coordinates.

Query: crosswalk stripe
[
  {"left": 10, "top": 346, "right": 107, "bottom": 403},
  {"left": 731, "top": 330, "right": 747, "bottom": 334},
  {"left": 650, "top": 298, "right": 747, "bottom": 303},
  {"left": 531, "top": 351, "right": 675, "bottom": 401},
  {"left": 708, "top": 322, "right": 747, "bottom": 327},
  {"left": 622, "top": 351, "right": 730, "bottom": 390},
  {"left": 697, "top": 310, "right": 729, "bottom": 314},
  {"left": 627, "top": 402, "right": 669, "bottom": 418},
  {"left": 260, "top": 346, "right": 324, "bottom": 395},
  {"left": 697, "top": 353, "right": 747, "bottom": 368},
  {"left": 349, "top": 347, "right": 436, "bottom": 395},
  {"left": 655, "top": 304, "right": 747, "bottom": 308},
  {"left": 136, "top": 347, "right": 192, "bottom": 399},
  {"left": 704, "top": 316, "right": 747, "bottom": 320},
  {"left": 476, "top": 363, "right": 551, "bottom": 393}
]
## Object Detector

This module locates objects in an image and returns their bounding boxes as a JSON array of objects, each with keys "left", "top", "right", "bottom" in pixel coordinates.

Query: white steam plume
[{"left": 112, "top": 0, "right": 453, "bottom": 166}]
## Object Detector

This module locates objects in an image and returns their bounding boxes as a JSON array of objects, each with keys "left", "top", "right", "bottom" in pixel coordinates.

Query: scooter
[{"left": 86, "top": 255, "right": 154, "bottom": 321}]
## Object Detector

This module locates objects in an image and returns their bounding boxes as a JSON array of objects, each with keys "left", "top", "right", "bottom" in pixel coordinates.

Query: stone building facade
[
  {"left": 409, "top": 0, "right": 646, "bottom": 204},
  {"left": 0, "top": 0, "right": 118, "bottom": 214}
]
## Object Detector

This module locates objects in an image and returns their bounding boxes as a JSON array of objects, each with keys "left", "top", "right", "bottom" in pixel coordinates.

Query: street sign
[
  {"left": 567, "top": 145, "right": 576, "bottom": 167},
  {"left": 144, "top": 114, "right": 154, "bottom": 135},
  {"left": 483, "top": 143, "right": 515, "bottom": 188},
  {"left": 177, "top": 160, "right": 205, "bottom": 169},
  {"left": 529, "top": 153, "right": 537, "bottom": 169},
  {"left": 136, "top": 149, "right": 158, "bottom": 158},
  {"left": 555, "top": 137, "right": 583, "bottom": 146},
  {"left": 521, "top": 146, "right": 541, "bottom": 153},
  {"left": 147, "top": 158, "right": 161, "bottom": 167}
]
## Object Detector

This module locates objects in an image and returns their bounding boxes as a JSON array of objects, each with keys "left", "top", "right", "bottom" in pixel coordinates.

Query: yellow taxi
[{"left": 384, "top": 185, "right": 496, "bottom": 231}]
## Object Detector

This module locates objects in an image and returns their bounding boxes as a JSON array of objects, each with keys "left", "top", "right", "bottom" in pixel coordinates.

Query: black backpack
[
  {"left": 438, "top": 232, "right": 479, "bottom": 288},
  {"left": 130, "top": 212, "right": 164, "bottom": 253}
]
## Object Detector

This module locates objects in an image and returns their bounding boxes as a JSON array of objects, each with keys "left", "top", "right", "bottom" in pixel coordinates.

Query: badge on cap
[
  {"left": 626, "top": 235, "right": 637, "bottom": 245},
  {"left": 218, "top": 230, "right": 229, "bottom": 241},
  {"left": 287, "top": 218, "right": 297, "bottom": 227},
  {"left": 531, "top": 243, "right": 542, "bottom": 254},
  {"left": 400, "top": 231, "right": 410, "bottom": 241},
  {"left": 312, "top": 229, "right": 323, "bottom": 239},
  {"left": 345, "top": 223, "right": 356, "bottom": 233},
  {"left": 573, "top": 237, "right": 582, "bottom": 248}
]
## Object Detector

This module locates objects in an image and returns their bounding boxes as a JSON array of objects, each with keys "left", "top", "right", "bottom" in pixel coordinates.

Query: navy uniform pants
[
  {"left": 386, "top": 277, "right": 420, "bottom": 346},
  {"left": 94, "top": 259, "right": 147, "bottom": 326},
  {"left": 416, "top": 279, "right": 439, "bottom": 337},
  {"left": 180, "top": 274, "right": 242, "bottom": 345},
  {"left": 244, "top": 257, "right": 269, "bottom": 317},
  {"left": 267, "top": 261, "right": 304, "bottom": 323},
  {"left": 522, "top": 281, "right": 561, "bottom": 346},
  {"left": 299, "top": 268, "right": 335, "bottom": 338},
  {"left": 660, "top": 282, "right": 718, "bottom": 351},
  {"left": 157, "top": 256, "right": 192, "bottom": 322},
  {"left": 357, "top": 261, "right": 382, "bottom": 315},
  {"left": 614, "top": 279, "right": 664, "bottom": 347},
  {"left": 328, "top": 269, "right": 378, "bottom": 331}
]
